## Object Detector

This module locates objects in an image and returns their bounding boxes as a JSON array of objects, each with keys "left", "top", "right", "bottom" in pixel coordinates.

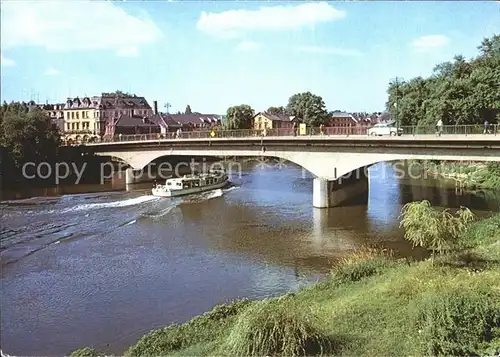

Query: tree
[
  {"left": 386, "top": 34, "right": 500, "bottom": 127},
  {"left": 0, "top": 103, "right": 61, "bottom": 168},
  {"left": 286, "top": 92, "right": 329, "bottom": 127},
  {"left": 399, "top": 200, "right": 475, "bottom": 256},
  {"left": 185, "top": 105, "right": 192, "bottom": 114},
  {"left": 225, "top": 105, "right": 254, "bottom": 130},
  {"left": 266, "top": 106, "right": 288, "bottom": 116}
]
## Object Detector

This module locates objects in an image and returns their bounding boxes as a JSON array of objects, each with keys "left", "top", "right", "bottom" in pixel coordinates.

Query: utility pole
[{"left": 164, "top": 102, "right": 171, "bottom": 114}]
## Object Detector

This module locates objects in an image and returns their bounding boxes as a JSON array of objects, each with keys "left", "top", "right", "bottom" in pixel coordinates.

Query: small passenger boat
[{"left": 151, "top": 169, "right": 229, "bottom": 198}]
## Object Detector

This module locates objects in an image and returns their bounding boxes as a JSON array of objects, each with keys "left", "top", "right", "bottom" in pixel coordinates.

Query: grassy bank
[
  {"left": 72, "top": 212, "right": 500, "bottom": 357},
  {"left": 425, "top": 161, "right": 500, "bottom": 190}
]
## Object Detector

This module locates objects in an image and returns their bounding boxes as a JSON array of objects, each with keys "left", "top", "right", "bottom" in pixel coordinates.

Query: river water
[{"left": 1, "top": 161, "right": 499, "bottom": 356}]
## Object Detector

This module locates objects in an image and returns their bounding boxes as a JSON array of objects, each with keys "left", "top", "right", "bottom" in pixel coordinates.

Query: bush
[
  {"left": 225, "top": 298, "right": 334, "bottom": 356},
  {"left": 127, "top": 299, "right": 251, "bottom": 356},
  {"left": 459, "top": 213, "right": 500, "bottom": 248},
  {"left": 331, "top": 256, "right": 394, "bottom": 284},
  {"left": 414, "top": 291, "right": 500, "bottom": 356},
  {"left": 399, "top": 200, "right": 475, "bottom": 255}
]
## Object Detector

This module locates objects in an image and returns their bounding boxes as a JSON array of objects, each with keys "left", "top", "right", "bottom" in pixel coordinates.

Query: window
[
  {"left": 76, "top": 123, "right": 80, "bottom": 130},
  {"left": 76, "top": 112, "right": 79, "bottom": 120},
  {"left": 71, "top": 112, "right": 75, "bottom": 119},
  {"left": 67, "top": 123, "right": 70, "bottom": 130}
]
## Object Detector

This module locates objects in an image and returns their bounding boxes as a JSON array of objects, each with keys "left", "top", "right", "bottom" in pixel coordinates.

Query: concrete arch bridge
[{"left": 86, "top": 136, "right": 500, "bottom": 208}]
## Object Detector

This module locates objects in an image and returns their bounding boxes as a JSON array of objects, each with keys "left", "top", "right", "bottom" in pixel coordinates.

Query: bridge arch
[
  {"left": 100, "top": 149, "right": 406, "bottom": 180},
  {"left": 92, "top": 136, "right": 500, "bottom": 208}
]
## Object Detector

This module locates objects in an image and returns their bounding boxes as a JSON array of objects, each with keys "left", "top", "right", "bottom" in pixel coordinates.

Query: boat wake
[
  {"left": 60, "top": 195, "right": 159, "bottom": 213},
  {"left": 141, "top": 205, "right": 176, "bottom": 220},
  {"left": 223, "top": 185, "right": 240, "bottom": 193}
]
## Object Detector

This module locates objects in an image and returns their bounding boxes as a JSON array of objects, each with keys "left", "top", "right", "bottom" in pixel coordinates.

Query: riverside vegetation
[
  {"left": 71, "top": 201, "right": 500, "bottom": 357},
  {"left": 425, "top": 161, "right": 500, "bottom": 191}
]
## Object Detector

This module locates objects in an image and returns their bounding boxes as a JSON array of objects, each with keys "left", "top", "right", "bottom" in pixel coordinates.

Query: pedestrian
[
  {"left": 292, "top": 121, "right": 297, "bottom": 137},
  {"left": 436, "top": 119, "right": 443, "bottom": 136},
  {"left": 483, "top": 120, "right": 490, "bottom": 134},
  {"left": 319, "top": 123, "right": 325, "bottom": 135}
]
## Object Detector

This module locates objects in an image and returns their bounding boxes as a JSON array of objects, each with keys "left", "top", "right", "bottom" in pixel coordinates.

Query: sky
[{"left": 0, "top": 0, "right": 498, "bottom": 114}]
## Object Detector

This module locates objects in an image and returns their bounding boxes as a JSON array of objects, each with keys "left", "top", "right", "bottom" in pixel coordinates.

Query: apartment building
[{"left": 63, "top": 92, "right": 153, "bottom": 143}]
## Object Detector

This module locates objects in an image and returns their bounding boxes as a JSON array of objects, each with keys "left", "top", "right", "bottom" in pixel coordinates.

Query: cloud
[
  {"left": 298, "top": 46, "right": 362, "bottom": 57},
  {"left": 43, "top": 67, "right": 59, "bottom": 76},
  {"left": 411, "top": 35, "right": 450, "bottom": 53},
  {"left": 1, "top": 1, "right": 163, "bottom": 52},
  {"left": 197, "top": 2, "right": 345, "bottom": 38},
  {"left": 235, "top": 41, "right": 261, "bottom": 52},
  {"left": 117, "top": 46, "right": 139, "bottom": 57},
  {"left": 0, "top": 54, "right": 16, "bottom": 67}
]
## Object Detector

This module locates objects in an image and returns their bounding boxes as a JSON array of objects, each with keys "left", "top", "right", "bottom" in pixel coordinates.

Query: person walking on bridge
[
  {"left": 484, "top": 120, "right": 490, "bottom": 134},
  {"left": 436, "top": 119, "right": 443, "bottom": 137}
]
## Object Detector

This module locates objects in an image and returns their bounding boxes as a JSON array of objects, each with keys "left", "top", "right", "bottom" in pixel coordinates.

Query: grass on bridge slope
[{"left": 72, "top": 214, "right": 500, "bottom": 357}]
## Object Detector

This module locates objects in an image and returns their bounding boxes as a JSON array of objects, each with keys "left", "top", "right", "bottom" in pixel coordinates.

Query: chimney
[{"left": 153, "top": 101, "right": 158, "bottom": 115}]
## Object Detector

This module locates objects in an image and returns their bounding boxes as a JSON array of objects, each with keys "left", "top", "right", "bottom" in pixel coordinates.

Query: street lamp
[
  {"left": 392, "top": 77, "right": 402, "bottom": 132},
  {"left": 164, "top": 102, "right": 171, "bottom": 114}
]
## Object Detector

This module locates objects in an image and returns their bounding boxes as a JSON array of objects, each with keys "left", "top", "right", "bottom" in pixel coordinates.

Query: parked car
[{"left": 367, "top": 122, "right": 403, "bottom": 136}]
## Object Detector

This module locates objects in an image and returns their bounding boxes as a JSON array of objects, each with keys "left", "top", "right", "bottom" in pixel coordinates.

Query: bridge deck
[{"left": 86, "top": 134, "right": 500, "bottom": 147}]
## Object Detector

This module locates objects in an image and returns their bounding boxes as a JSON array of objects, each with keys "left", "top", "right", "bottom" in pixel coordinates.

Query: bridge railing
[{"left": 67, "top": 124, "right": 499, "bottom": 145}]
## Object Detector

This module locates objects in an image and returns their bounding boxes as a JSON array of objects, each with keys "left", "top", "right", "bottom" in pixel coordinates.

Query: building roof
[
  {"left": 254, "top": 112, "right": 295, "bottom": 122},
  {"left": 164, "top": 113, "right": 222, "bottom": 126},
  {"left": 64, "top": 94, "right": 151, "bottom": 110},
  {"left": 330, "top": 111, "right": 358, "bottom": 123},
  {"left": 111, "top": 114, "right": 159, "bottom": 128}
]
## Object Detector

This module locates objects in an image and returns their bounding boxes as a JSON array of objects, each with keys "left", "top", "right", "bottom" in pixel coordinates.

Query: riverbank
[
  {"left": 72, "top": 212, "right": 500, "bottom": 357},
  {"left": 424, "top": 161, "right": 500, "bottom": 190}
]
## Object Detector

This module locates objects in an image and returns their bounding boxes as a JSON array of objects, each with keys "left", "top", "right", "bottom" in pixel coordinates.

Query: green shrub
[
  {"left": 399, "top": 200, "right": 475, "bottom": 255},
  {"left": 459, "top": 213, "right": 500, "bottom": 248},
  {"left": 127, "top": 299, "right": 251, "bottom": 356},
  {"left": 69, "top": 347, "right": 104, "bottom": 357},
  {"left": 225, "top": 298, "right": 334, "bottom": 356},
  {"left": 331, "top": 257, "right": 394, "bottom": 284},
  {"left": 414, "top": 291, "right": 500, "bottom": 356}
]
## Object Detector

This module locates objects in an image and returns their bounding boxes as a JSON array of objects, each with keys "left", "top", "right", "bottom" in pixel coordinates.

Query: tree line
[
  {"left": 223, "top": 91, "right": 332, "bottom": 130},
  {"left": 386, "top": 34, "right": 500, "bottom": 128}
]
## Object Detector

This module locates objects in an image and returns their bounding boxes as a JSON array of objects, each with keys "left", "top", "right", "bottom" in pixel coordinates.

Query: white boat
[{"left": 152, "top": 169, "right": 229, "bottom": 198}]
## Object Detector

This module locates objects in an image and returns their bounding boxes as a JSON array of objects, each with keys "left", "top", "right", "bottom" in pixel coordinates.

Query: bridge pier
[
  {"left": 313, "top": 169, "right": 369, "bottom": 208},
  {"left": 125, "top": 168, "right": 143, "bottom": 185}
]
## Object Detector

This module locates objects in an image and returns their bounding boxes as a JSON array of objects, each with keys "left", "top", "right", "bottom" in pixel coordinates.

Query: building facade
[
  {"left": 252, "top": 112, "right": 296, "bottom": 130},
  {"left": 63, "top": 92, "right": 153, "bottom": 143}
]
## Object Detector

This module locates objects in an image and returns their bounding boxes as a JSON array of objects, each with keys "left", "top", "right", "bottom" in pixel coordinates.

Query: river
[{"left": 1, "top": 161, "right": 499, "bottom": 356}]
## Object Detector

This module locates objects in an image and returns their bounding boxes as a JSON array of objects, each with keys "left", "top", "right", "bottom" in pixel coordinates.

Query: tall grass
[
  {"left": 126, "top": 299, "right": 251, "bottom": 357},
  {"left": 225, "top": 298, "right": 334, "bottom": 356},
  {"left": 399, "top": 200, "right": 475, "bottom": 255},
  {"left": 413, "top": 291, "right": 500, "bottom": 356}
]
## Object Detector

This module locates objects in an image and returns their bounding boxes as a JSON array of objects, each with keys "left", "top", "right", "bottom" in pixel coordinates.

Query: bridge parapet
[{"left": 67, "top": 124, "right": 499, "bottom": 146}]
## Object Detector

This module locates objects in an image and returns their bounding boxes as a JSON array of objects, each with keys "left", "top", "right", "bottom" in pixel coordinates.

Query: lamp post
[
  {"left": 164, "top": 102, "right": 171, "bottom": 114},
  {"left": 391, "top": 76, "right": 403, "bottom": 132}
]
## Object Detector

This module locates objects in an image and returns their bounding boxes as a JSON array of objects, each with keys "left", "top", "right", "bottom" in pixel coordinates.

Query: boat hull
[{"left": 152, "top": 179, "right": 229, "bottom": 198}]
